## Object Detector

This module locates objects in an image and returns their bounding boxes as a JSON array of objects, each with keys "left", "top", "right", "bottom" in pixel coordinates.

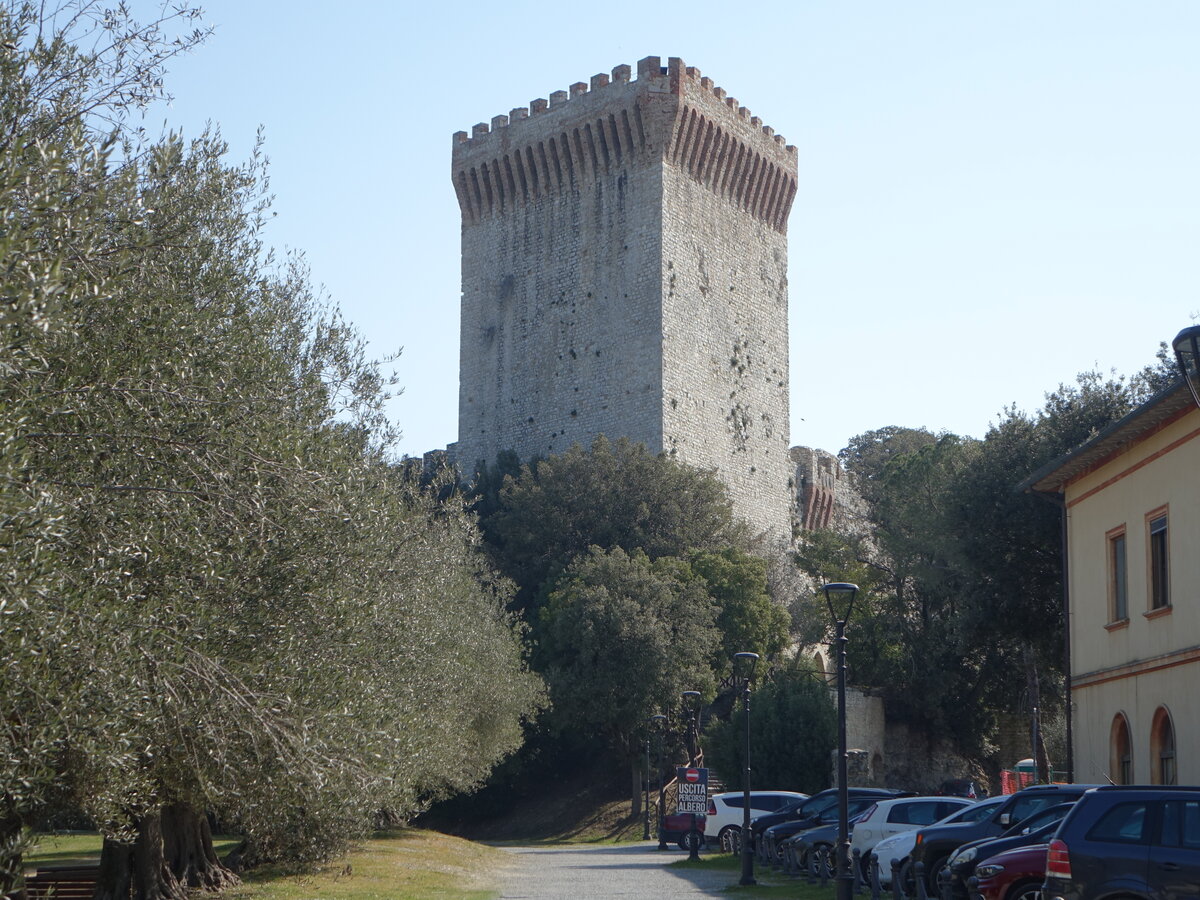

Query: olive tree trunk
[
  {"left": 94, "top": 811, "right": 188, "bottom": 900},
  {"left": 160, "top": 803, "right": 239, "bottom": 891},
  {"left": 630, "top": 758, "right": 643, "bottom": 817}
]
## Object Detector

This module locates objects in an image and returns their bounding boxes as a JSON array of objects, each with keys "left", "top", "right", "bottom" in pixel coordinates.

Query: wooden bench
[{"left": 20, "top": 864, "right": 100, "bottom": 900}]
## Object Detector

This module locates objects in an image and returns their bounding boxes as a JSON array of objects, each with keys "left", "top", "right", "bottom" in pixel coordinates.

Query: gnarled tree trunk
[
  {"left": 630, "top": 758, "right": 643, "bottom": 817},
  {"left": 94, "top": 811, "right": 188, "bottom": 900},
  {"left": 94, "top": 837, "right": 133, "bottom": 900},
  {"left": 161, "top": 803, "right": 239, "bottom": 891}
]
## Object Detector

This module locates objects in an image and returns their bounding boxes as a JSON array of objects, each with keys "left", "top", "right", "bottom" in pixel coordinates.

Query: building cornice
[
  {"left": 1073, "top": 644, "right": 1200, "bottom": 690},
  {"left": 1018, "top": 380, "right": 1195, "bottom": 495}
]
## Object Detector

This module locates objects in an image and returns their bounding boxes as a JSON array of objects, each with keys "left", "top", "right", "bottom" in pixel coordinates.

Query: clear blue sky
[{"left": 135, "top": 0, "right": 1200, "bottom": 458}]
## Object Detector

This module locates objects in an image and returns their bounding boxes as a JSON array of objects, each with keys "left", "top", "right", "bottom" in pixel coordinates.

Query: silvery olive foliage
[{"left": 0, "top": 0, "right": 543, "bottom": 883}]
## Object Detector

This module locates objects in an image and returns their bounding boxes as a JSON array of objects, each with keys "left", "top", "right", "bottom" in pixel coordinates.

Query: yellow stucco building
[{"left": 1026, "top": 379, "right": 1199, "bottom": 785}]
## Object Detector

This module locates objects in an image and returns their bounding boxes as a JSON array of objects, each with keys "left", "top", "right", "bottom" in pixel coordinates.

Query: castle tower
[{"left": 452, "top": 56, "right": 797, "bottom": 539}]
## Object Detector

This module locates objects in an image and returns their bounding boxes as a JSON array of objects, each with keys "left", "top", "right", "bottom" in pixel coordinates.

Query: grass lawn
[
  {"left": 671, "top": 852, "right": 840, "bottom": 898},
  {"left": 227, "top": 831, "right": 505, "bottom": 900},
  {"left": 26, "top": 830, "right": 506, "bottom": 900},
  {"left": 27, "top": 833, "right": 244, "bottom": 869}
]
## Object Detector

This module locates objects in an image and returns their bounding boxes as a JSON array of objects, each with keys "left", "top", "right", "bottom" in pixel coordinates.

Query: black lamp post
[
  {"left": 651, "top": 713, "right": 668, "bottom": 850},
  {"left": 734, "top": 651, "right": 760, "bottom": 886},
  {"left": 643, "top": 733, "right": 652, "bottom": 840},
  {"left": 681, "top": 690, "right": 702, "bottom": 764},
  {"left": 1173, "top": 325, "right": 1200, "bottom": 408},
  {"left": 823, "top": 582, "right": 859, "bottom": 900}
]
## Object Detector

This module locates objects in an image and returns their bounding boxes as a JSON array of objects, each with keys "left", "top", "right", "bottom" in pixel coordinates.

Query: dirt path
[{"left": 495, "top": 844, "right": 744, "bottom": 898}]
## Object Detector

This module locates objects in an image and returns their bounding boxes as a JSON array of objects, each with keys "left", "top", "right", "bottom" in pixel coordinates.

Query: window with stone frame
[
  {"left": 1151, "top": 707, "right": 1177, "bottom": 786},
  {"left": 1147, "top": 508, "right": 1170, "bottom": 611},
  {"left": 1107, "top": 525, "right": 1128, "bottom": 623},
  {"left": 1109, "top": 713, "right": 1133, "bottom": 785}
]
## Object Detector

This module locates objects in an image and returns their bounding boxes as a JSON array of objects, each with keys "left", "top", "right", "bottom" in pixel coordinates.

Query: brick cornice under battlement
[{"left": 451, "top": 56, "right": 797, "bottom": 232}]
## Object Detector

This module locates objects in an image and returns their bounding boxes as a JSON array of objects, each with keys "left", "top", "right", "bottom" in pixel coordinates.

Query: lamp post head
[
  {"left": 681, "top": 690, "right": 701, "bottom": 706},
  {"left": 1174, "top": 325, "right": 1200, "bottom": 408},
  {"left": 733, "top": 651, "right": 760, "bottom": 680},
  {"left": 822, "top": 582, "right": 859, "bottom": 627},
  {"left": 650, "top": 713, "right": 667, "bottom": 727}
]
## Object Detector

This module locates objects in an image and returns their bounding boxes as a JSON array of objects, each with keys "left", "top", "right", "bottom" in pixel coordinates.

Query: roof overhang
[{"left": 1018, "top": 379, "right": 1195, "bottom": 496}]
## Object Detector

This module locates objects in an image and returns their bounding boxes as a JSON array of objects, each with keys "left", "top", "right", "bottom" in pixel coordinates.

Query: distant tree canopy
[
  {"left": 539, "top": 548, "right": 719, "bottom": 757},
  {"left": 0, "top": 3, "right": 542, "bottom": 896},
  {"left": 470, "top": 437, "right": 791, "bottom": 813},
  {"left": 705, "top": 656, "right": 836, "bottom": 795},
  {"left": 474, "top": 435, "right": 746, "bottom": 614},
  {"left": 797, "top": 368, "right": 1170, "bottom": 757}
]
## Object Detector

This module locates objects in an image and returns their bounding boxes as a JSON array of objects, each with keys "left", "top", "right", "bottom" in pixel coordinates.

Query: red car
[
  {"left": 970, "top": 843, "right": 1048, "bottom": 900},
  {"left": 659, "top": 812, "right": 706, "bottom": 851}
]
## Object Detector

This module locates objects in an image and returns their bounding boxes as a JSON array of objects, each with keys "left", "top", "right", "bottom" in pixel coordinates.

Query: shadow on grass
[{"left": 669, "top": 853, "right": 840, "bottom": 897}]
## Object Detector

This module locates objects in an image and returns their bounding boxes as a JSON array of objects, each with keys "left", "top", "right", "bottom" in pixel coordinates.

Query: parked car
[
  {"left": 1044, "top": 785, "right": 1200, "bottom": 900},
  {"left": 851, "top": 796, "right": 977, "bottom": 862},
  {"left": 778, "top": 807, "right": 874, "bottom": 874},
  {"left": 658, "top": 811, "right": 706, "bottom": 851},
  {"left": 748, "top": 787, "right": 910, "bottom": 860},
  {"left": 909, "top": 784, "right": 1099, "bottom": 894},
  {"left": 945, "top": 802, "right": 1077, "bottom": 899},
  {"left": 871, "top": 797, "right": 1007, "bottom": 887},
  {"left": 760, "top": 797, "right": 878, "bottom": 866},
  {"left": 704, "top": 790, "right": 808, "bottom": 850},
  {"left": 971, "top": 842, "right": 1050, "bottom": 900}
]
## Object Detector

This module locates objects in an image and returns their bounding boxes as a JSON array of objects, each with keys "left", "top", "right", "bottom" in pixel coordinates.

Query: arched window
[
  {"left": 1150, "top": 707, "right": 1177, "bottom": 785},
  {"left": 1109, "top": 714, "right": 1133, "bottom": 784}
]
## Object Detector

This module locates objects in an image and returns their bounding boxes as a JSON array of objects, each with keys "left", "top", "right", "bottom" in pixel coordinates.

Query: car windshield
[
  {"left": 1006, "top": 803, "right": 1074, "bottom": 836},
  {"left": 947, "top": 797, "right": 1005, "bottom": 825},
  {"left": 800, "top": 795, "right": 840, "bottom": 818}
]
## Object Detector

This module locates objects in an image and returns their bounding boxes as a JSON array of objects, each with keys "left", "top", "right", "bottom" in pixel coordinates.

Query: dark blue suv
[{"left": 1044, "top": 785, "right": 1200, "bottom": 900}]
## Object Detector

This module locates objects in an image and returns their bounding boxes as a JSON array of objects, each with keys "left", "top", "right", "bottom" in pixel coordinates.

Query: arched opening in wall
[
  {"left": 1150, "top": 706, "right": 1177, "bottom": 785},
  {"left": 812, "top": 650, "right": 833, "bottom": 685},
  {"left": 1109, "top": 713, "right": 1133, "bottom": 784}
]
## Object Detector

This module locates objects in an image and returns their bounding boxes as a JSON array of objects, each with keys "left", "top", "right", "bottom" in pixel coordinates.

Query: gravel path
[{"left": 494, "top": 844, "right": 746, "bottom": 898}]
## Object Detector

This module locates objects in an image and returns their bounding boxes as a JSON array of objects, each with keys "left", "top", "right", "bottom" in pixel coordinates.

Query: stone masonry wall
[{"left": 452, "top": 57, "right": 797, "bottom": 539}]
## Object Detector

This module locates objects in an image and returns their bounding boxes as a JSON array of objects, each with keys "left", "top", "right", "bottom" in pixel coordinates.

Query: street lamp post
[
  {"left": 651, "top": 713, "right": 668, "bottom": 850},
  {"left": 681, "top": 690, "right": 704, "bottom": 860},
  {"left": 681, "top": 690, "right": 702, "bottom": 764},
  {"left": 734, "top": 651, "right": 760, "bottom": 886},
  {"left": 1173, "top": 324, "right": 1200, "bottom": 408},
  {"left": 823, "top": 582, "right": 860, "bottom": 900},
  {"left": 643, "top": 734, "right": 652, "bottom": 840}
]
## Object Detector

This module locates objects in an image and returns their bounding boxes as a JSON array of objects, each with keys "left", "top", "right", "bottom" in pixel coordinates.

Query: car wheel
[
  {"left": 1007, "top": 880, "right": 1043, "bottom": 900},
  {"left": 897, "top": 859, "right": 915, "bottom": 895},
  {"left": 814, "top": 844, "right": 835, "bottom": 879},
  {"left": 679, "top": 831, "right": 701, "bottom": 853},
  {"left": 858, "top": 852, "right": 874, "bottom": 884},
  {"left": 927, "top": 856, "right": 951, "bottom": 896},
  {"left": 719, "top": 826, "right": 739, "bottom": 854}
]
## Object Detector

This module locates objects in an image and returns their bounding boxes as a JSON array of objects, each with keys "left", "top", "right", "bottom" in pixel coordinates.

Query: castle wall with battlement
[{"left": 453, "top": 57, "right": 797, "bottom": 539}]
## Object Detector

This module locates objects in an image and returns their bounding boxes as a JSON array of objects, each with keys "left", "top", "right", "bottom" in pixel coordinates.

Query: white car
[
  {"left": 704, "top": 790, "right": 808, "bottom": 849},
  {"left": 850, "top": 796, "right": 976, "bottom": 861},
  {"left": 869, "top": 796, "right": 1005, "bottom": 886}
]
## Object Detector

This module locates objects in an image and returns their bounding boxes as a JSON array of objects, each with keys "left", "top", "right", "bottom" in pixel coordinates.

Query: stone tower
[{"left": 452, "top": 56, "right": 797, "bottom": 539}]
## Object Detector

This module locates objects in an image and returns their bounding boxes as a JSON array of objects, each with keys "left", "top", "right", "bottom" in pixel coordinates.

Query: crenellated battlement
[
  {"left": 453, "top": 56, "right": 795, "bottom": 156},
  {"left": 452, "top": 56, "right": 798, "bottom": 232}
]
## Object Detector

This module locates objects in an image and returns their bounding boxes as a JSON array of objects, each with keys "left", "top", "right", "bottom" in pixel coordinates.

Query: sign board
[{"left": 675, "top": 767, "right": 708, "bottom": 814}]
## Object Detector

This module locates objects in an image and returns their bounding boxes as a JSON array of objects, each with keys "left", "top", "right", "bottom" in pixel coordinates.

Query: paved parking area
[{"left": 495, "top": 844, "right": 741, "bottom": 898}]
